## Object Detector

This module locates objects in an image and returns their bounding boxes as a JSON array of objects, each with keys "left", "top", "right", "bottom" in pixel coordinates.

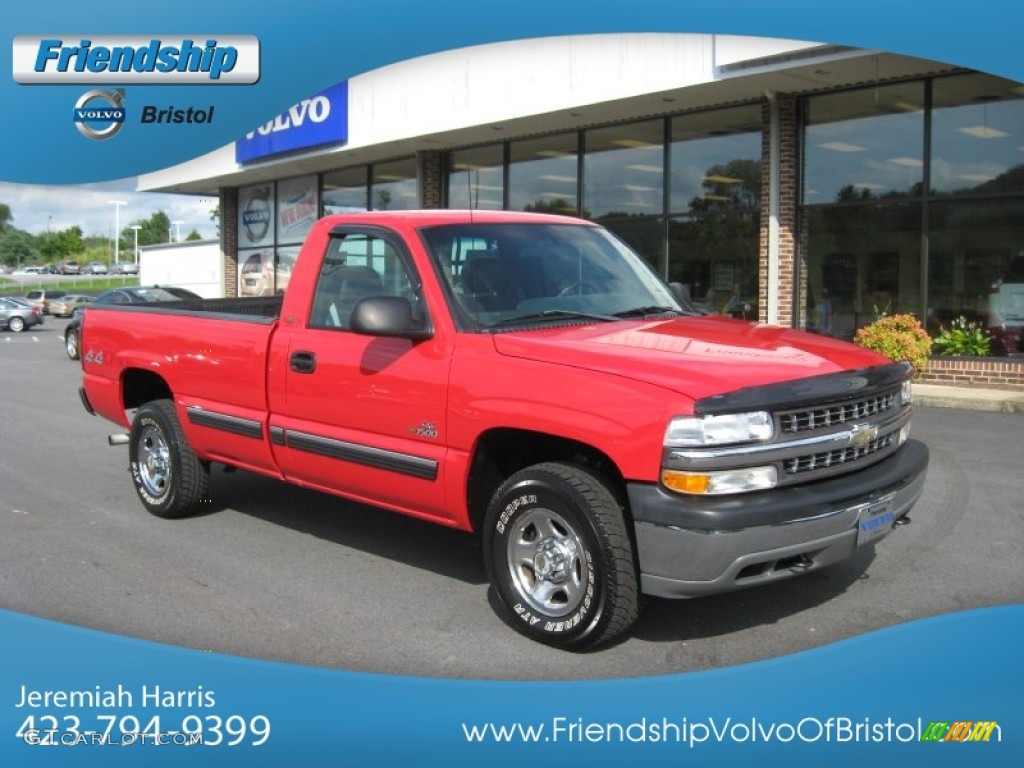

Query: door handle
[{"left": 290, "top": 351, "right": 317, "bottom": 374}]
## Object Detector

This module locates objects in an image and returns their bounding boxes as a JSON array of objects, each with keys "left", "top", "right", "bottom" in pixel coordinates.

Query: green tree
[
  {"left": 0, "top": 202, "right": 12, "bottom": 232},
  {"left": 123, "top": 210, "right": 172, "bottom": 248},
  {"left": 59, "top": 225, "right": 84, "bottom": 255},
  {"left": 185, "top": 229, "right": 202, "bottom": 241},
  {"left": 34, "top": 225, "right": 84, "bottom": 262},
  {"left": 0, "top": 228, "right": 35, "bottom": 268}
]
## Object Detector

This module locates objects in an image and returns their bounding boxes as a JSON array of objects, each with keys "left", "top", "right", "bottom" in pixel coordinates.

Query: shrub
[
  {"left": 854, "top": 313, "right": 932, "bottom": 375},
  {"left": 933, "top": 315, "right": 992, "bottom": 357}
]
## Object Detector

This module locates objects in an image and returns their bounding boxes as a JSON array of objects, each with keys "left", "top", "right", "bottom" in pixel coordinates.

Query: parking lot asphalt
[{"left": 2, "top": 318, "right": 1022, "bottom": 680}]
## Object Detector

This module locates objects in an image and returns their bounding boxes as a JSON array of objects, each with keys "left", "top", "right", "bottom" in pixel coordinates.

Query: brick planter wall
[{"left": 918, "top": 357, "right": 1024, "bottom": 390}]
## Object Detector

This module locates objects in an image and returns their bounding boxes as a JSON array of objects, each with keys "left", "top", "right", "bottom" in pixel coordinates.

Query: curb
[{"left": 912, "top": 387, "right": 1024, "bottom": 414}]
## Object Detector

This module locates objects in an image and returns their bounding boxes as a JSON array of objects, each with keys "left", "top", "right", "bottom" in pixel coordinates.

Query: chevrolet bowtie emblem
[{"left": 849, "top": 423, "right": 879, "bottom": 450}]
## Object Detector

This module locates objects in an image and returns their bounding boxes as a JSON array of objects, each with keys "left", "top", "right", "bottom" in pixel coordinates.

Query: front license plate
[{"left": 856, "top": 498, "right": 896, "bottom": 547}]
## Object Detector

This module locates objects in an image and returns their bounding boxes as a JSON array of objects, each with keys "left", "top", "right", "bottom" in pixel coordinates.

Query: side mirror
[{"left": 350, "top": 296, "right": 433, "bottom": 340}]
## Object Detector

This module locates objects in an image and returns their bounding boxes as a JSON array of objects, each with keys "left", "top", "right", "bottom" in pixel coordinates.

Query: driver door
[{"left": 267, "top": 227, "right": 453, "bottom": 523}]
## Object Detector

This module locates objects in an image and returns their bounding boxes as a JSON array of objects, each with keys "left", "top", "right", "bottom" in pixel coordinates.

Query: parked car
[
  {"left": 83, "top": 261, "right": 109, "bottom": 275},
  {"left": 48, "top": 293, "right": 94, "bottom": 318},
  {"left": 58, "top": 260, "right": 80, "bottom": 275},
  {"left": 65, "top": 285, "right": 202, "bottom": 360},
  {"left": 0, "top": 297, "right": 44, "bottom": 332},
  {"left": 22, "top": 289, "right": 68, "bottom": 314},
  {"left": 111, "top": 261, "right": 139, "bottom": 275}
]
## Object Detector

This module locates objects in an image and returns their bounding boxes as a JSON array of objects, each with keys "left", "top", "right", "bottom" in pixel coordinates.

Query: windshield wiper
[
  {"left": 489, "top": 309, "right": 620, "bottom": 327},
  {"left": 612, "top": 305, "right": 684, "bottom": 318}
]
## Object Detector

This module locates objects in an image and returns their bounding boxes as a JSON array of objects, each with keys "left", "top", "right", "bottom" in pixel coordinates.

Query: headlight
[
  {"left": 665, "top": 411, "right": 773, "bottom": 447},
  {"left": 662, "top": 466, "right": 778, "bottom": 495}
]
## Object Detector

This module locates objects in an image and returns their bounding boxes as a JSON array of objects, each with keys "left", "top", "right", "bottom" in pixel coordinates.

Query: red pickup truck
[{"left": 79, "top": 210, "right": 928, "bottom": 649}]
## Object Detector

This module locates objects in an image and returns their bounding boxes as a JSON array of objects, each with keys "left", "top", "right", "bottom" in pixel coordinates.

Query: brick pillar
[
  {"left": 221, "top": 186, "right": 238, "bottom": 297},
  {"left": 759, "top": 95, "right": 799, "bottom": 327},
  {"left": 418, "top": 150, "right": 444, "bottom": 209}
]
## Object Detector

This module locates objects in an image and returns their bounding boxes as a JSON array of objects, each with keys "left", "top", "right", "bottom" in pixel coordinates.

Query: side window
[{"left": 309, "top": 232, "right": 420, "bottom": 330}]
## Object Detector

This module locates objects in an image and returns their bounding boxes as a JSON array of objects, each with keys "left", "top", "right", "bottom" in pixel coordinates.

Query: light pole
[
  {"left": 108, "top": 200, "right": 127, "bottom": 266},
  {"left": 130, "top": 225, "right": 142, "bottom": 266},
  {"left": 171, "top": 220, "right": 184, "bottom": 243}
]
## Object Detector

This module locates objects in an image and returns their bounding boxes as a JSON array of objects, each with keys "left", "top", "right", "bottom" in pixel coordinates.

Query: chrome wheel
[
  {"left": 136, "top": 423, "right": 172, "bottom": 501},
  {"left": 506, "top": 507, "right": 588, "bottom": 617}
]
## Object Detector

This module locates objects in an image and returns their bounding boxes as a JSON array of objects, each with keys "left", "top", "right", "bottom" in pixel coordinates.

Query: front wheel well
[{"left": 466, "top": 428, "right": 627, "bottom": 534}]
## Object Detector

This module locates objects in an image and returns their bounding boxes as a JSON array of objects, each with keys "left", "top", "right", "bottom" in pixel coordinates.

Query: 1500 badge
[{"left": 408, "top": 421, "right": 438, "bottom": 439}]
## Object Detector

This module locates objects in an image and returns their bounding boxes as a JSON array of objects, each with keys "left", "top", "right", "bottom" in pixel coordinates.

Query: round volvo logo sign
[
  {"left": 73, "top": 89, "right": 126, "bottom": 141},
  {"left": 242, "top": 191, "right": 272, "bottom": 244}
]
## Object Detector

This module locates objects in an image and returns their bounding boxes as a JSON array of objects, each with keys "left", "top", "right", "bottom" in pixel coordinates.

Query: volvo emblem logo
[
  {"left": 849, "top": 423, "right": 879, "bottom": 450},
  {"left": 73, "top": 88, "right": 126, "bottom": 141}
]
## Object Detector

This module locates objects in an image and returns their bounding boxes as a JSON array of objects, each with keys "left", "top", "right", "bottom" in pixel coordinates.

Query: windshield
[{"left": 420, "top": 222, "right": 692, "bottom": 329}]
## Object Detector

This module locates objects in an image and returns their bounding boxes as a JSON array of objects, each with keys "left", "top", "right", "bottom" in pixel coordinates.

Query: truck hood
[{"left": 492, "top": 316, "right": 890, "bottom": 402}]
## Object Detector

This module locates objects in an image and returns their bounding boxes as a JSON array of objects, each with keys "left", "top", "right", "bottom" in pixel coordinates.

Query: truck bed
[{"left": 149, "top": 295, "right": 283, "bottom": 320}]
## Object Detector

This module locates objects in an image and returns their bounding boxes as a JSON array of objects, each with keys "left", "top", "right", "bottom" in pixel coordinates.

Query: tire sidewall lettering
[
  {"left": 129, "top": 460, "right": 163, "bottom": 507},
  {"left": 495, "top": 493, "right": 537, "bottom": 535}
]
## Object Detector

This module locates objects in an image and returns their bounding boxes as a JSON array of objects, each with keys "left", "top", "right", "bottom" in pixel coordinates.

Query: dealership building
[{"left": 140, "top": 33, "right": 1024, "bottom": 352}]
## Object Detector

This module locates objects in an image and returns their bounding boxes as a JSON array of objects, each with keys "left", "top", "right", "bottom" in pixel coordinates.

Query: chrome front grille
[
  {"left": 665, "top": 385, "right": 910, "bottom": 488},
  {"left": 779, "top": 390, "right": 898, "bottom": 434},
  {"left": 783, "top": 432, "right": 895, "bottom": 475}
]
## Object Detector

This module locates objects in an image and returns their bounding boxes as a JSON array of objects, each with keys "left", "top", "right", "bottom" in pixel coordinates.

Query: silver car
[{"left": 0, "top": 297, "right": 44, "bottom": 332}]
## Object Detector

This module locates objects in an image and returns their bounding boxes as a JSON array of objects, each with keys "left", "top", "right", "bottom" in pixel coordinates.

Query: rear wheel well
[
  {"left": 122, "top": 369, "right": 173, "bottom": 411},
  {"left": 466, "top": 428, "right": 627, "bottom": 534}
]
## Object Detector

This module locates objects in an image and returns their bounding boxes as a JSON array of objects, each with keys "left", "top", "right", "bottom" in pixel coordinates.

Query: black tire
[
  {"left": 128, "top": 399, "right": 209, "bottom": 519},
  {"left": 483, "top": 462, "right": 639, "bottom": 650},
  {"left": 9, "top": 316, "right": 25, "bottom": 333},
  {"left": 65, "top": 328, "right": 79, "bottom": 360}
]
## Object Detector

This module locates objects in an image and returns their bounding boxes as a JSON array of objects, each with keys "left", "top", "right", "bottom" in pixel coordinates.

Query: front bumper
[{"left": 629, "top": 439, "right": 928, "bottom": 598}]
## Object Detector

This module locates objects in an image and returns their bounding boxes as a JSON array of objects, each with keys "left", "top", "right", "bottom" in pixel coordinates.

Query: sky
[{"left": 0, "top": 177, "right": 218, "bottom": 242}]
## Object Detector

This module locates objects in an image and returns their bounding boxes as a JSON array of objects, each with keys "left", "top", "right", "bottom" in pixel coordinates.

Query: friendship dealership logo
[{"left": 12, "top": 35, "right": 260, "bottom": 83}]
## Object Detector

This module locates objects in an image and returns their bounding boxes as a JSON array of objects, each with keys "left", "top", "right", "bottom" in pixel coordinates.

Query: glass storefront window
[
  {"left": 602, "top": 218, "right": 666, "bottom": 275},
  {"left": 508, "top": 134, "right": 578, "bottom": 215},
  {"left": 668, "top": 212, "right": 759, "bottom": 318},
  {"left": 584, "top": 120, "right": 664, "bottom": 218},
  {"left": 802, "top": 204, "right": 922, "bottom": 338},
  {"left": 805, "top": 83, "right": 925, "bottom": 204},
  {"left": 371, "top": 158, "right": 418, "bottom": 210},
  {"left": 449, "top": 145, "right": 504, "bottom": 210},
  {"left": 668, "top": 106, "right": 761, "bottom": 315},
  {"left": 322, "top": 167, "right": 368, "bottom": 213},
  {"left": 670, "top": 106, "right": 761, "bottom": 214},
  {"left": 928, "top": 198, "right": 1024, "bottom": 355},
  {"left": 931, "top": 73, "right": 1024, "bottom": 196}
]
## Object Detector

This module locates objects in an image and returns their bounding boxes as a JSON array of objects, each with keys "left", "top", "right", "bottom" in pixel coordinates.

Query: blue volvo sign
[{"left": 235, "top": 80, "right": 347, "bottom": 163}]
